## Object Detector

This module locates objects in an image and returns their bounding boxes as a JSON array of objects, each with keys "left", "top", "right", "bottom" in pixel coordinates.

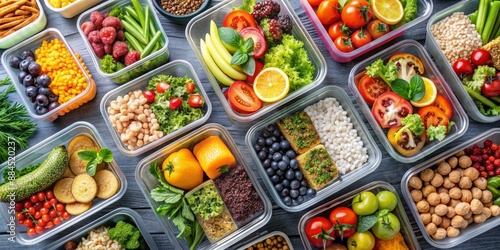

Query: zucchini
[{"left": 0, "top": 146, "right": 69, "bottom": 202}]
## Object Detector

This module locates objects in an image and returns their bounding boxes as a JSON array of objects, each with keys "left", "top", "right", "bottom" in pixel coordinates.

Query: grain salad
[
  {"left": 304, "top": 97, "right": 368, "bottom": 174},
  {"left": 76, "top": 226, "right": 123, "bottom": 250}
]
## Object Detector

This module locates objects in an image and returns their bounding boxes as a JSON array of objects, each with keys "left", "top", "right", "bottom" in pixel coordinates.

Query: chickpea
[
  {"left": 440, "top": 217, "right": 451, "bottom": 229},
  {"left": 411, "top": 189, "right": 423, "bottom": 203},
  {"left": 409, "top": 176, "right": 423, "bottom": 189},
  {"left": 435, "top": 204, "right": 448, "bottom": 216},
  {"left": 490, "top": 205, "right": 500, "bottom": 216},
  {"left": 461, "top": 189, "right": 472, "bottom": 203},
  {"left": 474, "top": 177, "right": 488, "bottom": 190},
  {"left": 432, "top": 228, "right": 447, "bottom": 240},
  {"left": 427, "top": 192, "right": 441, "bottom": 206},
  {"left": 474, "top": 213, "right": 487, "bottom": 224},
  {"left": 448, "top": 156, "right": 458, "bottom": 168},
  {"left": 459, "top": 155, "right": 472, "bottom": 168},
  {"left": 459, "top": 176, "right": 473, "bottom": 189},
  {"left": 431, "top": 214, "right": 442, "bottom": 225},
  {"left": 447, "top": 227, "right": 460, "bottom": 238},
  {"left": 443, "top": 177, "right": 456, "bottom": 189},
  {"left": 430, "top": 206, "right": 436, "bottom": 215},
  {"left": 420, "top": 168, "right": 435, "bottom": 182},
  {"left": 426, "top": 222, "right": 438, "bottom": 235},
  {"left": 472, "top": 187, "right": 483, "bottom": 200},
  {"left": 483, "top": 207, "right": 492, "bottom": 219},
  {"left": 438, "top": 161, "right": 452, "bottom": 176},
  {"left": 438, "top": 187, "right": 449, "bottom": 194},
  {"left": 420, "top": 213, "right": 432, "bottom": 225},
  {"left": 481, "top": 190, "right": 493, "bottom": 203},
  {"left": 455, "top": 150, "right": 465, "bottom": 157},
  {"left": 417, "top": 200, "right": 430, "bottom": 213},
  {"left": 464, "top": 210, "right": 473, "bottom": 220},
  {"left": 449, "top": 187, "right": 462, "bottom": 200},
  {"left": 463, "top": 167, "right": 479, "bottom": 181},
  {"left": 455, "top": 202, "right": 471, "bottom": 216},
  {"left": 448, "top": 199, "right": 461, "bottom": 208},
  {"left": 467, "top": 217, "right": 474, "bottom": 225},
  {"left": 484, "top": 202, "right": 493, "bottom": 208},
  {"left": 423, "top": 185, "right": 437, "bottom": 197},
  {"left": 431, "top": 173, "right": 444, "bottom": 187},
  {"left": 451, "top": 215, "right": 466, "bottom": 228},
  {"left": 470, "top": 199, "right": 484, "bottom": 214},
  {"left": 449, "top": 170, "right": 462, "bottom": 183},
  {"left": 446, "top": 206, "right": 457, "bottom": 218},
  {"left": 439, "top": 192, "right": 450, "bottom": 205}
]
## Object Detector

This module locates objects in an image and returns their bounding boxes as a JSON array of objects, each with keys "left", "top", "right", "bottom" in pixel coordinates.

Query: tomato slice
[
  {"left": 239, "top": 27, "right": 267, "bottom": 59},
  {"left": 222, "top": 10, "right": 259, "bottom": 33},
  {"left": 371, "top": 92, "right": 413, "bottom": 128},
  {"left": 227, "top": 81, "right": 263, "bottom": 113},
  {"left": 417, "top": 106, "right": 450, "bottom": 131},
  {"left": 431, "top": 94, "right": 453, "bottom": 119},
  {"left": 387, "top": 126, "right": 426, "bottom": 157},
  {"left": 357, "top": 74, "right": 391, "bottom": 105}
]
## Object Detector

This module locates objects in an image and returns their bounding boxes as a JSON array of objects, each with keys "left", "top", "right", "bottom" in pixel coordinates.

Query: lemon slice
[
  {"left": 411, "top": 77, "right": 438, "bottom": 107},
  {"left": 253, "top": 67, "right": 290, "bottom": 103},
  {"left": 372, "top": 0, "right": 404, "bottom": 25}
]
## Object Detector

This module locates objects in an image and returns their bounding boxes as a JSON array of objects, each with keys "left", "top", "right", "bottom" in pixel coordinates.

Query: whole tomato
[
  {"left": 351, "top": 191, "right": 378, "bottom": 215},
  {"left": 316, "top": 0, "right": 341, "bottom": 25},
  {"left": 169, "top": 97, "right": 182, "bottom": 110},
  {"left": 371, "top": 212, "right": 401, "bottom": 240},
  {"left": 452, "top": 59, "right": 474, "bottom": 78},
  {"left": 347, "top": 231, "right": 375, "bottom": 250},
  {"left": 305, "top": 216, "right": 335, "bottom": 249},
  {"left": 341, "top": 0, "right": 373, "bottom": 29},
  {"left": 471, "top": 48, "right": 493, "bottom": 66},
  {"left": 188, "top": 94, "right": 204, "bottom": 108},
  {"left": 351, "top": 29, "right": 372, "bottom": 48},
  {"left": 334, "top": 36, "right": 354, "bottom": 53},
  {"left": 482, "top": 78, "right": 500, "bottom": 97},
  {"left": 328, "top": 21, "right": 351, "bottom": 41},
  {"left": 366, "top": 20, "right": 390, "bottom": 39},
  {"left": 329, "top": 206, "right": 357, "bottom": 240},
  {"left": 308, "top": 0, "right": 324, "bottom": 6}
]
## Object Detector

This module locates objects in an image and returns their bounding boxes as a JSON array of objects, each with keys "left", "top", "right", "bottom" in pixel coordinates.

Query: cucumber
[{"left": 0, "top": 146, "right": 69, "bottom": 202}]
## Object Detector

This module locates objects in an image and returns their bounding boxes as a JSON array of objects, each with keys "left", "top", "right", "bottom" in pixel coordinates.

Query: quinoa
[
  {"left": 197, "top": 207, "right": 237, "bottom": 243},
  {"left": 304, "top": 97, "right": 368, "bottom": 174},
  {"left": 430, "top": 12, "right": 482, "bottom": 64},
  {"left": 214, "top": 165, "right": 264, "bottom": 223},
  {"left": 76, "top": 226, "right": 124, "bottom": 250}
]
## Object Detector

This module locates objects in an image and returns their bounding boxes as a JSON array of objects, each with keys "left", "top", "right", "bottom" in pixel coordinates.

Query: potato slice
[
  {"left": 65, "top": 201, "right": 93, "bottom": 215},
  {"left": 93, "top": 170, "right": 119, "bottom": 199},
  {"left": 71, "top": 173, "right": 97, "bottom": 203},
  {"left": 53, "top": 178, "right": 76, "bottom": 204},
  {"left": 67, "top": 134, "right": 97, "bottom": 156},
  {"left": 69, "top": 149, "right": 89, "bottom": 175}
]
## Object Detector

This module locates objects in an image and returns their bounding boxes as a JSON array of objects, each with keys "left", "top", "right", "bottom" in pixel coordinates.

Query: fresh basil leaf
[
  {"left": 78, "top": 150, "right": 97, "bottom": 161},
  {"left": 98, "top": 148, "right": 113, "bottom": 163},
  {"left": 242, "top": 57, "right": 256, "bottom": 75},
  {"left": 391, "top": 79, "right": 411, "bottom": 100},
  {"left": 231, "top": 50, "right": 249, "bottom": 65},
  {"left": 410, "top": 75, "right": 426, "bottom": 101},
  {"left": 218, "top": 27, "right": 243, "bottom": 48},
  {"left": 357, "top": 215, "right": 378, "bottom": 232},
  {"left": 241, "top": 38, "right": 254, "bottom": 54},
  {"left": 86, "top": 160, "right": 98, "bottom": 176}
]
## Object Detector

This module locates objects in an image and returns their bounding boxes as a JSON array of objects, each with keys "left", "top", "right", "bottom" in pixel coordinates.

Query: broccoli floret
[
  {"left": 109, "top": 6, "right": 124, "bottom": 19},
  {"left": 100, "top": 55, "right": 118, "bottom": 73},
  {"left": 426, "top": 125, "right": 447, "bottom": 141},
  {"left": 394, "top": 114, "right": 424, "bottom": 141},
  {"left": 365, "top": 59, "right": 398, "bottom": 85},
  {"left": 108, "top": 221, "right": 145, "bottom": 250}
]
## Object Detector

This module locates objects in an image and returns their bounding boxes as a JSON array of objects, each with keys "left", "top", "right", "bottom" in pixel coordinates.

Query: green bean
[
  {"left": 124, "top": 6, "right": 139, "bottom": 22},
  {"left": 141, "top": 31, "right": 162, "bottom": 58},
  {"left": 143, "top": 6, "right": 150, "bottom": 43},
  {"left": 131, "top": 0, "right": 145, "bottom": 28},
  {"left": 122, "top": 19, "right": 147, "bottom": 45},
  {"left": 124, "top": 32, "right": 144, "bottom": 54}
]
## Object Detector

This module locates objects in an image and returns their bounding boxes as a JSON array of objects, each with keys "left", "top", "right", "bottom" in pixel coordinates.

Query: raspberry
[
  {"left": 81, "top": 21, "right": 95, "bottom": 36},
  {"left": 116, "top": 30, "right": 125, "bottom": 41},
  {"left": 124, "top": 50, "right": 140, "bottom": 66},
  {"left": 87, "top": 30, "right": 101, "bottom": 44},
  {"left": 90, "top": 42, "right": 105, "bottom": 58},
  {"left": 100, "top": 27, "right": 117, "bottom": 45},
  {"left": 102, "top": 16, "right": 123, "bottom": 30},
  {"left": 112, "top": 41, "right": 129, "bottom": 58},
  {"left": 90, "top": 11, "right": 104, "bottom": 29},
  {"left": 278, "top": 15, "right": 293, "bottom": 34},
  {"left": 252, "top": 0, "right": 280, "bottom": 22},
  {"left": 104, "top": 44, "right": 113, "bottom": 55}
]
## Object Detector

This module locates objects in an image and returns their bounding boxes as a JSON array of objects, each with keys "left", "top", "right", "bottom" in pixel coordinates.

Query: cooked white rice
[{"left": 76, "top": 226, "right": 124, "bottom": 250}]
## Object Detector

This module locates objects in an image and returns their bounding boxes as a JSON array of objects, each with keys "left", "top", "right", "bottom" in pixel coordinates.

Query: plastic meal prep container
[
  {"left": 401, "top": 128, "right": 500, "bottom": 248},
  {"left": 43, "top": 0, "right": 102, "bottom": 18},
  {"left": 300, "top": 0, "right": 433, "bottom": 63},
  {"left": 1, "top": 28, "right": 97, "bottom": 122},
  {"left": 135, "top": 123, "right": 272, "bottom": 250},
  {"left": 425, "top": 0, "right": 498, "bottom": 123},
  {"left": 0, "top": 0, "right": 46, "bottom": 49},
  {"left": 245, "top": 85, "right": 382, "bottom": 212},
  {"left": 44, "top": 207, "right": 157, "bottom": 250},
  {"left": 77, "top": 0, "right": 170, "bottom": 84},
  {"left": 185, "top": 0, "right": 327, "bottom": 123},
  {"left": 235, "top": 231, "right": 294, "bottom": 250},
  {"left": 348, "top": 39, "right": 469, "bottom": 163},
  {"left": 100, "top": 60, "right": 212, "bottom": 157},
  {"left": 299, "top": 181, "right": 421, "bottom": 250},
  {"left": 0, "top": 121, "right": 127, "bottom": 245}
]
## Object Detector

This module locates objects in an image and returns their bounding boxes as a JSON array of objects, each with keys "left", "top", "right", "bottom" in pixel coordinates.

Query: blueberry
[
  {"left": 301, "top": 180, "right": 308, "bottom": 187},
  {"left": 48, "top": 93, "right": 58, "bottom": 103},
  {"left": 274, "top": 183, "right": 283, "bottom": 192},
  {"left": 254, "top": 144, "right": 262, "bottom": 152},
  {"left": 290, "top": 180, "right": 300, "bottom": 189},
  {"left": 48, "top": 102, "right": 60, "bottom": 111},
  {"left": 280, "top": 188, "right": 289, "bottom": 197},
  {"left": 271, "top": 142, "right": 280, "bottom": 152},
  {"left": 37, "top": 74, "right": 51, "bottom": 87},
  {"left": 285, "top": 169, "right": 295, "bottom": 180},
  {"left": 35, "top": 105, "right": 48, "bottom": 115},
  {"left": 38, "top": 87, "right": 51, "bottom": 96},
  {"left": 25, "top": 86, "right": 38, "bottom": 98},
  {"left": 266, "top": 124, "right": 276, "bottom": 132},
  {"left": 9, "top": 56, "right": 22, "bottom": 68},
  {"left": 271, "top": 161, "right": 278, "bottom": 170},
  {"left": 291, "top": 199, "right": 299, "bottom": 206},
  {"left": 271, "top": 136, "right": 279, "bottom": 142},
  {"left": 273, "top": 129, "right": 281, "bottom": 137},
  {"left": 265, "top": 138, "right": 273, "bottom": 146},
  {"left": 18, "top": 71, "right": 28, "bottom": 83},
  {"left": 35, "top": 94, "right": 49, "bottom": 107},
  {"left": 282, "top": 179, "right": 290, "bottom": 188},
  {"left": 266, "top": 167, "right": 274, "bottom": 176},
  {"left": 280, "top": 140, "right": 290, "bottom": 150},
  {"left": 268, "top": 148, "right": 275, "bottom": 155},
  {"left": 272, "top": 152, "right": 282, "bottom": 162},
  {"left": 263, "top": 159, "right": 271, "bottom": 168},
  {"left": 278, "top": 161, "right": 287, "bottom": 170},
  {"left": 19, "top": 59, "right": 32, "bottom": 72},
  {"left": 276, "top": 169, "right": 284, "bottom": 176},
  {"left": 258, "top": 150, "right": 267, "bottom": 161},
  {"left": 280, "top": 135, "right": 286, "bottom": 140},
  {"left": 22, "top": 74, "right": 34, "bottom": 88},
  {"left": 290, "top": 159, "right": 299, "bottom": 169},
  {"left": 295, "top": 171, "right": 303, "bottom": 181},
  {"left": 283, "top": 197, "right": 292, "bottom": 206},
  {"left": 297, "top": 195, "right": 304, "bottom": 204},
  {"left": 20, "top": 50, "right": 35, "bottom": 60},
  {"left": 29, "top": 97, "right": 36, "bottom": 103},
  {"left": 28, "top": 61, "right": 41, "bottom": 76},
  {"left": 286, "top": 150, "right": 296, "bottom": 159},
  {"left": 262, "top": 130, "right": 271, "bottom": 138},
  {"left": 271, "top": 175, "right": 280, "bottom": 183},
  {"left": 299, "top": 186, "right": 308, "bottom": 195},
  {"left": 257, "top": 137, "right": 265, "bottom": 146},
  {"left": 290, "top": 189, "right": 299, "bottom": 199},
  {"left": 307, "top": 188, "right": 317, "bottom": 198},
  {"left": 282, "top": 155, "right": 290, "bottom": 165}
]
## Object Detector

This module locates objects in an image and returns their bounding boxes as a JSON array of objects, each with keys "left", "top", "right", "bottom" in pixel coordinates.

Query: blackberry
[
  {"left": 252, "top": 0, "right": 280, "bottom": 22},
  {"left": 278, "top": 15, "right": 293, "bottom": 34},
  {"left": 268, "top": 18, "right": 283, "bottom": 40}
]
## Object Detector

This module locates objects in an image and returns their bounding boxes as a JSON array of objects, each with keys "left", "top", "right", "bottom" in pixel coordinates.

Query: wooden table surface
[{"left": 2, "top": 0, "right": 500, "bottom": 249}]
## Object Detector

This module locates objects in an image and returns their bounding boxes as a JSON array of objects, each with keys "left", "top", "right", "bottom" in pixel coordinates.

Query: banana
[
  {"left": 205, "top": 33, "right": 247, "bottom": 81},
  {"left": 209, "top": 21, "right": 243, "bottom": 72},
  {"left": 200, "top": 38, "right": 234, "bottom": 86}
]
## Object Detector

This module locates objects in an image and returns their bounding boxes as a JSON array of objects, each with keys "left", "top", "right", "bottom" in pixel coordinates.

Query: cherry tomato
[
  {"left": 18, "top": 219, "right": 24, "bottom": 225},
  {"left": 169, "top": 97, "right": 182, "bottom": 110},
  {"left": 227, "top": 81, "right": 263, "bottom": 113},
  {"left": 40, "top": 207, "right": 48, "bottom": 215},
  {"left": 371, "top": 212, "right": 401, "bottom": 240},
  {"left": 35, "top": 225, "right": 44, "bottom": 233},
  {"left": 222, "top": 10, "right": 259, "bottom": 32},
  {"left": 305, "top": 216, "right": 335, "bottom": 249},
  {"left": 28, "top": 207, "right": 35, "bottom": 215},
  {"left": 45, "top": 190, "right": 54, "bottom": 200},
  {"left": 431, "top": 94, "right": 453, "bottom": 118},
  {"left": 341, "top": 0, "right": 373, "bottom": 29},
  {"left": 46, "top": 221, "right": 54, "bottom": 229},
  {"left": 328, "top": 21, "right": 351, "bottom": 41},
  {"left": 24, "top": 201, "right": 31, "bottom": 209},
  {"left": 387, "top": 126, "right": 426, "bottom": 156},
  {"left": 418, "top": 106, "right": 450, "bottom": 130},
  {"left": 56, "top": 203, "right": 65, "bottom": 212},
  {"left": 34, "top": 211, "right": 41, "bottom": 219},
  {"left": 376, "top": 190, "right": 398, "bottom": 211},
  {"left": 347, "top": 231, "right": 375, "bottom": 250},
  {"left": 452, "top": 59, "right": 474, "bottom": 78},
  {"left": 352, "top": 191, "right": 378, "bottom": 215},
  {"left": 49, "top": 210, "right": 57, "bottom": 218},
  {"left": 42, "top": 214, "right": 50, "bottom": 223},
  {"left": 185, "top": 81, "right": 195, "bottom": 94},
  {"left": 15, "top": 203, "right": 23, "bottom": 212},
  {"left": 188, "top": 94, "right": 204, "bottom": 108},
  {"left": 16, "top": 212, "right": 25, "bottom": 221},
  {"left": 37, "top": 192, "right": 45, "bottom": 202},
  {"left": 27, "top": 227, "right": 36, "bottom": 236},
  {"left": 334, "top": 36, "right": 354, "bottom": 53},
  {"left": 371, "top": 92, "right": 413, "bottom": 128},
  {"left": 351, "top": 29, "right": 372, "bottom": 48},
  {"left": 33, "top": 202, "right": 42, "bottom": 211},
  {"left": 53, "top": 217, "right": 62, "bottom": 225},
  {"left": 471, "top": 48, "right": 493, "bottom": 66},
  {"left": 43, "top": 201, "right": 51, "bottom": 209},
  {"left": 329, "top": 206, "right": 357, "bottom": 239},
  {"left": 366, "top": 20, "right": 390, "bottom": 39},
  {"left": 316, "top": 0, "right": 341, "bottom": 25},
  {"left": 49, "top": 198, "right": 57, "bottom": 205},
  {"left": 37, "top": 218, "right": 45, "bottom": 227},
  {"left": 156, "top": 82, "right": 170, "bottom": 93},
  {"left": 143, "top": 90, "right": 156, "bottom": 104},
  {"left": 62, "top": 212, "right": 71, "bottom": 220},
  {"left": 357, "top": 75, "right": 390, "bottom": 105},
  {"left": 482, "top": 78, "right": 500, "bottom": 97},
  {"left": 30, "top": 195, "right": 38, "bottom": 204},
  {"left": 308, "top": 0, "right": 324, "bottom": 6},
  {"left": 240, "top": 27, "right": 267, "bottom": 59},
  {"left": 246, "top": 59, "right": 264, "bottom": 85},
  {"left": 24, "top": 219, "right": 33, "bottom": 227}
]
